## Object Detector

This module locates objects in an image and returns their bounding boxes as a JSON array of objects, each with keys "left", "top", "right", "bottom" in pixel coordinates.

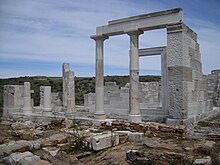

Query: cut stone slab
[
  {"left": 91, "top": 132, "right": 119, "bottom": 151},
  {"left": 193, "top": 156, "right": 212, "bottom": 165},
  {"left": 128, "top": 132, "right": 144, "bottom": 142}
]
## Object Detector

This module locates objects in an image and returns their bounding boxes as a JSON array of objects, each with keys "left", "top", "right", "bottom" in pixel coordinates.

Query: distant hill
[{"left": 0, "top": 75, "right": 161, "bottom": 112}]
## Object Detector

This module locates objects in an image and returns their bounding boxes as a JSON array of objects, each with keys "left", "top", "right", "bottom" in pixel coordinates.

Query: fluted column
[
  {"left": 128, "top": 30, "right": 143, "bottom": 122},
  {"left": 91, "top": 35, "right": 108, "bottom": 119},
  {"left": 23, "top": 82, "right": 32, "bottom": 114}
]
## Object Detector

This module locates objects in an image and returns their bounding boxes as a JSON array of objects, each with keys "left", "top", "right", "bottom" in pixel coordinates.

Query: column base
[
  {"left": 23, "top": 107, "right": 33, "bottom": 115},
  {"left": 166, "top": 118, "right": 183, "bottom": 125},
  {"left": 43, "top": 110, "right": 53, "bottom": 116},
  {"left": 94, "top": 113, "right": 106, "bottom": 120},
  {"left": 129, "top": 114, "right": 142, "bottom": 122},
  {"left": 65, "top": 118, "right": 73, "bottom": 128}
]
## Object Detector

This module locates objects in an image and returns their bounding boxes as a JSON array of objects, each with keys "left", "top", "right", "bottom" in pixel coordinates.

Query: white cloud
[{"left": 0, "top": 0, "right": 219, "bottom": 77}]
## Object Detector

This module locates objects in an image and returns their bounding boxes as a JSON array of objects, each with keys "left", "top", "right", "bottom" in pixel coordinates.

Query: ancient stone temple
[{"left": 90, "top": 8, "right": 214, "bottom": 124}]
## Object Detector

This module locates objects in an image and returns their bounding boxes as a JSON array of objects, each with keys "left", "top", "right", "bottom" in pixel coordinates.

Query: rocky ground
[{"left": 0, "top": 115, "right": 220, "bottom": 165}]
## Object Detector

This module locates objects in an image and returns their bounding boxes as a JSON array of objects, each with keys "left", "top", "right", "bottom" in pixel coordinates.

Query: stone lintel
[
  {"left": 95, "top": 8, "right": 183, "bottom": 36},
  {"left": 139, "top": 46, "right": 166, "bottom": 57},
  {"left": 109, "top": 8, "right": 182, "bottom": 25},
  {"left": 168, "top": 66, "right": 192, "bottom": 81},
  {"left": 167, "top": 23, "right": 197, "bottom": 41}
]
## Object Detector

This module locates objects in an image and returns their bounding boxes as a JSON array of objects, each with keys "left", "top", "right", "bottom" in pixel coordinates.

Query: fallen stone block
[
  {"left": 91, "top": 132, "right": 119, "bottom": 151},
  {"left": 3, "top": 151, "right": 52, "bottom": 165},
  {"left": 128, "top": 132, "right": 144, "bottom": 142},
  {"left": 0, "top": 140, "right": 33, "bottom": 156},
  {"left": 193, "top": 156, "right": 212, "bottom": 165}
]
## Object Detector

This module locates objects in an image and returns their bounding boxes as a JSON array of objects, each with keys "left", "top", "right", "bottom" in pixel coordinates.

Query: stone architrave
[
  {"left": 23, "top": 82, "right": 32, "bottom": 114},
  {"left": 62, "top": 63, "right": 70, "bottom": 107}
]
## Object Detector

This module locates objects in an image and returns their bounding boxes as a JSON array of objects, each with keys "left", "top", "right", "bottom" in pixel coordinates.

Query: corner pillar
[{"left": 91, "top": 35, "right": 109, "bottom": 119}]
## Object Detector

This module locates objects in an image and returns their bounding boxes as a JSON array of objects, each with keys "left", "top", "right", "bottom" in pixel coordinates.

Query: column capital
[
  {"left": 90, "top": 35, "right": 109, "bottom": 41},
  {"left": 126, "top": 29, "right": 144, "bottom": 36}
]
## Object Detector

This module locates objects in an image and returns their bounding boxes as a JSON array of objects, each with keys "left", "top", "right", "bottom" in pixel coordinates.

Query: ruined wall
[
  {"left": 3, "top": 85, "right": 24, "bottom": 117},
  {"left": 84, "top": 81, "right": 162, "bottom": 116},
  {"left": 204, "top": 69, "right": 220, "bottom": 107},
  {"left": 167, "top": 23, "right": 212, "bottom": 124}
]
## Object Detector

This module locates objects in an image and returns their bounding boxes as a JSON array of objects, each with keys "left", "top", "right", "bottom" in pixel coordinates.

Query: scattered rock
[
  {"left": 11, "top": 121, "right": 35, "bottom": 130},
  {"left": 207, "top": 132, "right": 220, "bottom": 140},
  {"left": 193, "top": 156, "right": 212, "bottom": 165},
  {"left": 76, "top": 151, "right": 92, "bottom": 159},
  {"left": 0, "top": 140, "right": 33, "bottom": 156},
  {"left": 41, "top": 133, "right": 67, "bottom": 147},
  {"left": 163, "top": 151, "right": 186, "bottom": 159},
  {"left": 145, "top": 138, "right": 160, "bottom": 148},
  {"left": 193, "top": 140, "right": 216, "bottom": 155},
  {"left": 3, "top": 151, "right": 51, "bottom": 165},
  {"left": 126, "top": 150, "right": 150, "bottom": 164},
  {"left": 13, "top": 129, "right": 44, "bottom": 140},
  {"left": 42, "top": 147, "right": 60, "bottom": 157}
]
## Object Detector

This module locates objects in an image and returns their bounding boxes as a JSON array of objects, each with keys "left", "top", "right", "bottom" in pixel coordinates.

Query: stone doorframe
[
  {"left": 139, "top": 46, "right": 168, "bottom": 115},
  {"left": 91, "top": 8, "right": 183, "bottom": 122}
]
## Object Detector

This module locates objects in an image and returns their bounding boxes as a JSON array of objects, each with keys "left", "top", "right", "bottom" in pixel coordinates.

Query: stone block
[
  {"left": 128, "top": 132, "right": 144, "bottom": 142},
  {"left": 190, "top": 58, "right": 202, "bottom": 72},
  {"left": 198, "top": 91, "right": 205, "bottom": 101},
  {"left": 168, "top": 81, "right": 188, "bottom": 119},
  {"left": 168, "top": 66, "right": 192, "bottom": 81},
  {"left": 192, "top": 70, "right": 202, "bottom": 80},
  {"left": 188, "top": 103, "right": 198, "bottom": 118},
  {"left": 166, "top": 118, "right": 183, "bottom": 125},
  {"left": 193, "top": 156, "right": 212, "bottom": 165},
  {"left": 91, "top": 132, "right": 119, "bottom": 151}
]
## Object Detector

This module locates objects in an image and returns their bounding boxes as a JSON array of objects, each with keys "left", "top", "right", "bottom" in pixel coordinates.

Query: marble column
[
  {"left": 41, "top": 86, "right": 52, "bottom": 116},
  {"left": 91, "top": 35, "right": 108, "bottom": 119},
  {"left": 128, "top": 30, "right": 143, "bottom": 122},
  {"left": 67, "top": 71, "right": 75, "bottom": 114},
  {"left": 62, "top": 63, "right": 70, "bottom": 107},
  {"left": 23, "top": 82, "right": 32, "bottom": 114}
]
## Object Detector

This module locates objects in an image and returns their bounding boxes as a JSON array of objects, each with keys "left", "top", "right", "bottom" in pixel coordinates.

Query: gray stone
[
  {"left": 0, "top": 140, "right": 33, "bottom": 156},
  {"left": 145, "top": 138, "right": 160, "bottom": 148},
  {"left": 91, "top": 132, "right": 119, "bottom": 151},
  {"left": 3, "top": 151, "right": 52, "bottom": 165},
  {"left": 128, "top": 132, "right": 144, "bottom": 142}
]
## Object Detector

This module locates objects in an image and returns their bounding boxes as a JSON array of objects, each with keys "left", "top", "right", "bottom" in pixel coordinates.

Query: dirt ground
[{"left": 0, "top": 115, "right": 220, "bottom": 165}]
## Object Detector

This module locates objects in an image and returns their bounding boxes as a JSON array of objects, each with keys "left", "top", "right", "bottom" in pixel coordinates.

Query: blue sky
[{"left": 0, "top": 0, "right": 220, "bottom": 78}]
